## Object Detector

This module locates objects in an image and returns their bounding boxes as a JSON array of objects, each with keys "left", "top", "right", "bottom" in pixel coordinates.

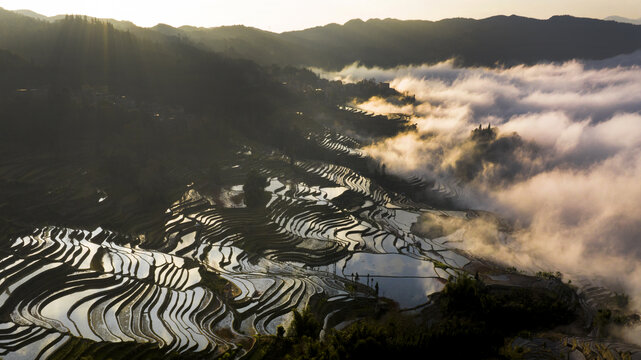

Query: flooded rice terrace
[{"left": 0, "top": 131, "right": 475, "bottom": 359}]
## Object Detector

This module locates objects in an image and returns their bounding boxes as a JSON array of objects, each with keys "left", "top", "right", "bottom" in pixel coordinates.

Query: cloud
[
  {"left": 352, "top": 96, "right": 414, "bottom": 115},
  {"left": 322, "top": 54, "right": 641, "bottom": 123},
  {"left": 322, "top": 54, "right": 641, "bottom": 324}
]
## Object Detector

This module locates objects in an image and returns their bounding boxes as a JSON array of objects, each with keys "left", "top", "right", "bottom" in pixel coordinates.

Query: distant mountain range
[
  {"left": 6, "top": 8, "right": 641, "bottom": 69},
  {"left": 605, "top": 16, "right": 641, "bottom": 25}
]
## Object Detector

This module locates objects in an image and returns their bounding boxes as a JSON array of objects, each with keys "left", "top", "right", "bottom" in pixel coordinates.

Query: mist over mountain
[
  {"left": 13, "top": 9, "right": 53, "bottom": 21},
  {"left": 605, "top": 16, "right": 641, "bottom": 25}
]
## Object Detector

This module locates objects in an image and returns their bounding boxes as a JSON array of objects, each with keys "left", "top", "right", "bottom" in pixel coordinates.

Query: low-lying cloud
[{"left": 322, "top": 54, "right": 641, "bottom": 320}]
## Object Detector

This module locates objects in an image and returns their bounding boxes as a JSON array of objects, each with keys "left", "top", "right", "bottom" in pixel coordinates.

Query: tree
[
  {"left": 244, "top": 170, "right": 270, "bottom": 208},
  {"left": 288, "top": 307, "right": 321, "bottom": 339}
]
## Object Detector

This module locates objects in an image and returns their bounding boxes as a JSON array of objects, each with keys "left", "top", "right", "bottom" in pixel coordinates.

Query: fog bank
[{"left": 322, "top": 54, "right": 641, "bottom": 319}]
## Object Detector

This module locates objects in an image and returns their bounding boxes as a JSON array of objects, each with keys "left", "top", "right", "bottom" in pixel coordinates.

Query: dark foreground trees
[
  {"left": 248, "top": 276, "right": 578, "bottom": 360},
  {"left": 244, "top": 170, "right": 270, "bottom": 208}
]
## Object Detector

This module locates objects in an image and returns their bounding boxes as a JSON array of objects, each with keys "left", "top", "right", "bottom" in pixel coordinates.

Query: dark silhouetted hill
[
  {"left": 8, "top": 9, "right": 641, "bottom": 69},
  {"left": 161, "top": 15, "right": 641, "bottom": 69}
]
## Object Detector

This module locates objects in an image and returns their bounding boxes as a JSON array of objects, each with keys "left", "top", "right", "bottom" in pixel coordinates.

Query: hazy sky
[{"left": 0, "top": 0, "right": 639, "bottom": 32}]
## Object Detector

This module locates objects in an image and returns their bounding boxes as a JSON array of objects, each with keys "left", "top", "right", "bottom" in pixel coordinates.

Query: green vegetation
[
  {"left": 432, "top": 260, "right": 450, "bottom": 270},
  {"left": 594, "top": 307, "right": 641, "bottom": 337},
  {"left": 249, "top": 276, "right": 578, "bottom": 359},
  {"left": 199, "top": 268, "right": 239, "bottom": 299},
  {"left": 288, "top": 307, "right": 322, "bottom": 339},
  {"left": 244, "top": 171, "right": 270, "bottom": 208},
  {"left": 614, "top": 292, "right": 630, "bottom": 308},
  {"left": 535, "top": 271, "right": 563, "bottom": 280},
  {"left": 330, "top": 190, "right": 365, "bottom": 211}
]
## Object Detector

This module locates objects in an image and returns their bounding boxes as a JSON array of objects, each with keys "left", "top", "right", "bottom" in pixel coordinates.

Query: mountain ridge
[
  {"left": 4, "top": 8, "right": 641, "bottom": 69},
  {"left": 11, "top": 8, "right": 641, "bottom": 35},
  {"left": 605, "top": 15, "right": 641, "bottom": 25}
]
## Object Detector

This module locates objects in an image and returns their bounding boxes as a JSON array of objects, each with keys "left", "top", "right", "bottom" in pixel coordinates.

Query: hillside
[
  {"left": 9, "top": 9, "right": 641, "bottom": 69},
  {"left": 279, "top": 15, "right": 641, "bottom": 68},
  {"left": 0, "top": 9, "right": 415, "bottom": 238},
  {"left": 172, "top": 15, "right": 641, "bottom": 69}
]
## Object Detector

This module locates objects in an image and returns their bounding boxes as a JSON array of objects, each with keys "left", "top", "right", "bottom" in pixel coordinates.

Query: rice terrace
[{"left": 1, "top": 1, "right": 641, "bottom": 359}]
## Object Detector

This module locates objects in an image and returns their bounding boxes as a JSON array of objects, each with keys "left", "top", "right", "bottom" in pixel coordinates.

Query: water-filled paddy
[
  {"left": 336, "top": 252, "right": 446, "bottom": 307},
  {"left": 0, "top": 133, "right": 473, "bottom": 358}
]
